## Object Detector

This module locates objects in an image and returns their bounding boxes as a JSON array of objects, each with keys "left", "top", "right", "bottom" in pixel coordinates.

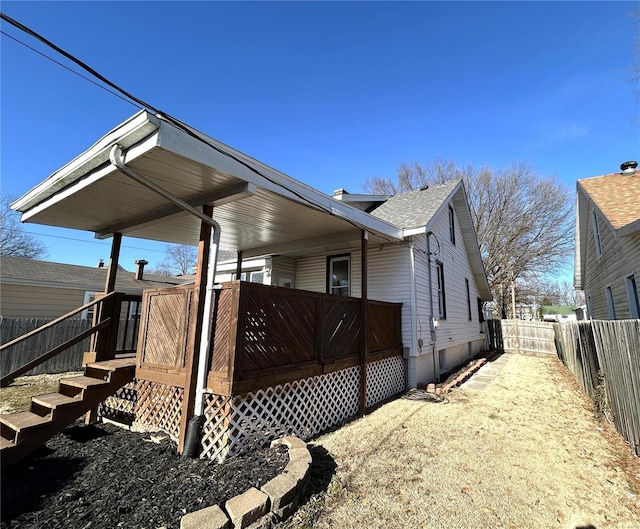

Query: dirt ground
[
  {"left": 2, "top": 355, "right": 639, "bottom": 529},
  {"left": 281, "top": 354, "right": 640, "bottom": 529},
  {"left": 0, "top": 371, "right": 81, "bottom": 414}
]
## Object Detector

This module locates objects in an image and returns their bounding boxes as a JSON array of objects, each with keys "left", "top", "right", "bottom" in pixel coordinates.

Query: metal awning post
[{"left": 360, "top": 229, "right": 369, "bottom": 415}]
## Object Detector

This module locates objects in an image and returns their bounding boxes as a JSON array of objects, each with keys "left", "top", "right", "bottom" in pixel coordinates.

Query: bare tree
[
  {"left": 0, "top": 195, "right": 47, "bottom": 259},
  {"left": 364, "top": 159, "right": 574, "bottom": 315},
  {"left": 159, "top": 244, "right": 197, "bottom": 276}
]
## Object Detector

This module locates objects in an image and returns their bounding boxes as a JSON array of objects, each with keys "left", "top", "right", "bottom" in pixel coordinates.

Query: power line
[
  {"left": 0, "top": 31, "right": 142, "bottom": 110},
  {"left": 0, "top": 12, "right": 381, "bottom": 240},
  {"left": 20, "top": 230, "right": 169, "bottom": 254}
]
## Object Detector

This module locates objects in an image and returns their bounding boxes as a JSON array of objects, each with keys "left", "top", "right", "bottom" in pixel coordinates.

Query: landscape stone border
[{"left": 180, "top": 436, "right": 311, "bottom": 529}]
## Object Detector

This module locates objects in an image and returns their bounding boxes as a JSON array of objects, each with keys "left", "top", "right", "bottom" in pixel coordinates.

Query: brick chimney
[{"left": 134, "top": 259, "right": 148, "bottom": 280}]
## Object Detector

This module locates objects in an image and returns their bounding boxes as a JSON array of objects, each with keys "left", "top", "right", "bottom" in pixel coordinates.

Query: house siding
[
  {"left": 582, "top": 201, "right": 640, "bottom": 320},
  {"left": 416, "top": 203, "right": 485, "bottom": 380},
  {"left": 1, "top": 283, "right": 86, "bottom": 319}
]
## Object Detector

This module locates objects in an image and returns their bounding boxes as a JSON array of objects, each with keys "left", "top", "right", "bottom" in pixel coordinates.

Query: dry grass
[
  {"left": 0, "top": 371, "right": 81, "bottom": 414},
  {"left": 283, "top": 355, "right": 640, "bottom": 529}
]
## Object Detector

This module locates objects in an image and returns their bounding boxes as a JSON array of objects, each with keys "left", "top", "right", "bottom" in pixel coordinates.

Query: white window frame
[
  {"left": 436, "top": 261, "right": 446, "bottom": 319},
  {"left": 465, "top": 278, "right": 472, "bottom": 320},
  {"left": 448, "top": 205, "right": 456, "bottom": 245},
  {"left": 231, "top": 272, "right": 247, "bottom": 281},
  {"left": 625, "top": 273, "right": 640, "bottom": 319},
  {"left": 327, "top": 254, "right": 351, "bottom": 296},
  {"left": 605, "top": 286, "right": 616, "bottom": 319},
  {"left": 249, "top": 271, "right": 265, "bottom": 284},
  {"left": 591, "top": 210, "right": 602, "bottom": 258},
  {"left": 81, "top": 291, "right": 97, "bottom": 321}
]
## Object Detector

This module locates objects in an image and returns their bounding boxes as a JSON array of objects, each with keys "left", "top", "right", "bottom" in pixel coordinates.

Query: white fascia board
[
  {"left": 20, "top": 131, "right": 161, "bottom": 223},
  {"left": 403, "top": 227, "right": 427, "bottom": 237},
  {"left": 12, "top": 111, "right": 160, "bottom": 213},
  {"left": 156, "top": 118, "right": 403, "bottom": 242},
  {"left": 1, "top": 277, "right": 140, "bottom": 294}
]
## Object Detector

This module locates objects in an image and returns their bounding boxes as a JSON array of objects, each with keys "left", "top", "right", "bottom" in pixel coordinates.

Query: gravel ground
[{"left": 281, "top": 354, "right": 640, "bottom": 529}]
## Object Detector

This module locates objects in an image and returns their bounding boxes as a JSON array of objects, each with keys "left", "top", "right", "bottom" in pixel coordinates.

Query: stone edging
[
  {"left": 426, "top": 356, "right": 490, "bottom": 395},
  {"left": 180, "top": 436, "right": 311, "bottom": 529}
]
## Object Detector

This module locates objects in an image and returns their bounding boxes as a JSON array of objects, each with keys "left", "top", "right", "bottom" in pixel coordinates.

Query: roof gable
[{"left": 369, "top": 180, "right": 460, "bottom": 229}]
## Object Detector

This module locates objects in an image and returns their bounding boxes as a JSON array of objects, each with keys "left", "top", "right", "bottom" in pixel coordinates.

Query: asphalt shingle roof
[
  {"left": 369, "top": 180, "right": 460, "bottom": 229},
  {"left": 0, "top": 256, "right": 184, "bottom": 291},
  {"left": 578, "top": 171, "right": 640, "bottom": 231}
]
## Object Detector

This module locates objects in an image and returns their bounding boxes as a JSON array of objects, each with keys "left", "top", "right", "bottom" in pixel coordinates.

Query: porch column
[
  {"left": 179, "top": 205, "right": 214, "bottom": 453},
  {"left": 360, "top": 229, "right": 369, "bottom": 415},
  {"left": 104, "top": 232, "right": 122, "bottom": 294},
  {"left": 236, "top": 251, "right": 243, "bottom": 280}
]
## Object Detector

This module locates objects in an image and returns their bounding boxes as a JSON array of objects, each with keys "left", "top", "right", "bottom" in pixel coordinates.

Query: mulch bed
[{"left": 1, "top": 422, "right": 289, "bottom": 529}]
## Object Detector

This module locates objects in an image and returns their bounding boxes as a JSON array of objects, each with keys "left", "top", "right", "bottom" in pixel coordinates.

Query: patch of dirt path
[{"left": 281, "top": 354, "right": 640, "bottom": 529}]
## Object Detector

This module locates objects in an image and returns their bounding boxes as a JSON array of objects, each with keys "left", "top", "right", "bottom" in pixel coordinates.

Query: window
[
  {"left": 477, "top": 298, "right": 485, "bottom": 326},
  {"left": 231, "top": 272, "right": 247, "bottom": 281},
  {"left": 591, "top": 211, "right": 602, "bottom": 257},
  {"left": 465, "top": 279, "right": 472, "bottom": 320},
  {"left": 586, "top": 296, "right": 593, "bottom": 319},
  {"left": 327, "top": 254, "right": 350, "bottom": 296},
  {"left": 626, "top": 274, "right": 640, "bottom": 318},
  {"left": 81, "top": 291, "right": 97, "bottom": 321},
  {"left": 436, "top": 261, "right": 446, "bottom": 319},
  {"left": 448, "top": 205, "right": 456, "bottom": 245},
  {"left": 250, "top": 271, "right": 265, "bottom": 284},
  {"left": 605, "top": 286, "right": 616, "bottom": 319}
]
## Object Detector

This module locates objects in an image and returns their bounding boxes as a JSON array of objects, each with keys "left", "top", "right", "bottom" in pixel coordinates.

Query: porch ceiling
[{"left": 13, "top": 112, "right": 402, "bottom": 255}]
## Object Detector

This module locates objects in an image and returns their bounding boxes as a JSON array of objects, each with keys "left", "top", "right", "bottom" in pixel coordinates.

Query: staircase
[{"left": 0, "top": 358, "right": 135, "bottom": 467}]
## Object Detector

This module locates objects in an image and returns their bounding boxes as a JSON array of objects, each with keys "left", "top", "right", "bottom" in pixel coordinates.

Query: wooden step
[
  {"left": 60, "top": 376, "right": 110, "bottom": 390},
  {"left": 87, "top": 359, "right": 136, "bottom": 371},
  {"left": 0, "top": 412, "right": 49, "bottom": 433},
  {"left": 0, "top": 437, "right": 16, "bottom": 450},
  {"left": 32, "top": 393, "right": 81, "bottom": 410}
]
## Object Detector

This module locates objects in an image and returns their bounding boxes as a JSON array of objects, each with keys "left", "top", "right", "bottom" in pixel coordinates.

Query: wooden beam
[
  {"left": 104, "top": 232, "right": 122, "bottom": 294},
  {"left": 360, "top": 229, "right": 369, "bottom": 415},
  {"left": 242, "top": 230, "right": 360, "bottom": 259},
  {"left": 178, "top": 204, "right": 213, "bottom": 453}
]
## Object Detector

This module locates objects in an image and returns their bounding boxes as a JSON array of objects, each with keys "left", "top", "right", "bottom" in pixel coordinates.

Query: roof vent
[
  {"left": 420, "top": 185, "right": 429, "bottom": 191},
  {"left": 333, "top": 188, "right": 349, "bottom": 196},
  {"left": 620, "top": 160, "right": 638, "bottom": 175},
  {"left": 97, "top": 259, "right": 104, "bottom": 268}
]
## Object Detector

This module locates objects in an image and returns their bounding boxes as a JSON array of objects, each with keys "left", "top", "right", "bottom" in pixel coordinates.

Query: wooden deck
[{"left": 134, "top": 281, "right": 403, "bottom": 395}]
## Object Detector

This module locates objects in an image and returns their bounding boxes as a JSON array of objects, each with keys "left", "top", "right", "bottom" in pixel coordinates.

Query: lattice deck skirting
[
  {"left": 98, "top": 380, "right": 184, "bottom": 442},
  {"left": 200, "top": 355, "right": 406, "bottom": 462}
]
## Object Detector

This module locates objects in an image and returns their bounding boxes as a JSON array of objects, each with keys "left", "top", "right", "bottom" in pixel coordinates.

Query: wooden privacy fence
[
  {"left": 1, "top": 303, "right": 141, "bottom": 378},
  {"left": 554, "top": 320, "right": 640, "bottom": 456},
  {"left": 487, "top": 319, "right": 556, "bottom": 355}
]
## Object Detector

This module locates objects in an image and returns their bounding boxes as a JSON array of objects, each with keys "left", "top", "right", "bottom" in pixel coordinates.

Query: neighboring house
[
  {"left": 0, "top": 256, "right": 184, "bottom": 319},
  {"left": 541, "top": 305, "right": 577, "bottom": 323},
  {"left": 575, "top": 161, "right": 640, "bottom": 320}
]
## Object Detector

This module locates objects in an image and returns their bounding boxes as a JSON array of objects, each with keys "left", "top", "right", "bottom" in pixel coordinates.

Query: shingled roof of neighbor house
[
  {"left": 0, "top": 256, "right": 185, "bottom": 292},
  {"left": 577, "top": 166, "right": 640, "bottom": 233},
  {"left": 368, "top": 180, "right": 460, "bottom": 228}
]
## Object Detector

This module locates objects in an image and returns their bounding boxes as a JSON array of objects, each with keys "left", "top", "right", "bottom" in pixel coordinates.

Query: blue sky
[{"left": 1, "top": 1, "right": 638, "bottom": 273}]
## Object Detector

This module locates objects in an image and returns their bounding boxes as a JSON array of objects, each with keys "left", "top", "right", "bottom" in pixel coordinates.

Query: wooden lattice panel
[
  {"left": 98, "top": 381, "right": 138, "bottom": 425},
  {"left": 199, "top": 366, "right": 360, "bottom": 462},
  {"left": 366, "top": 355, "right": 405, "bottom": 408},
  {"left": 323, "top": 298, "right": 361, "bottom": 359},
  {"left": 210, "top": 287, "right": 234, "bottom": 374},
  {"left": 133, "top": 380, "right": 184, "bottom": 441},
  {"left": 240, "top": 286, "right": 317, "bottom": 372}
]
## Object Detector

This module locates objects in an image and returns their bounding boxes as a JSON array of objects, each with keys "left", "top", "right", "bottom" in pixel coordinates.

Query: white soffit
[{"left": 13, "top": 112, "right": 403, "bottom": 253}]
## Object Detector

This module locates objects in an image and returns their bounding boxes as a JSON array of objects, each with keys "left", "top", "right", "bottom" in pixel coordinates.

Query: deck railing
[
  {"left": 0, "top": 292, "right": 142, "bottom": 386},
  {"left": 135, "top": 281, "right": 403, "bottom": 396}
]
